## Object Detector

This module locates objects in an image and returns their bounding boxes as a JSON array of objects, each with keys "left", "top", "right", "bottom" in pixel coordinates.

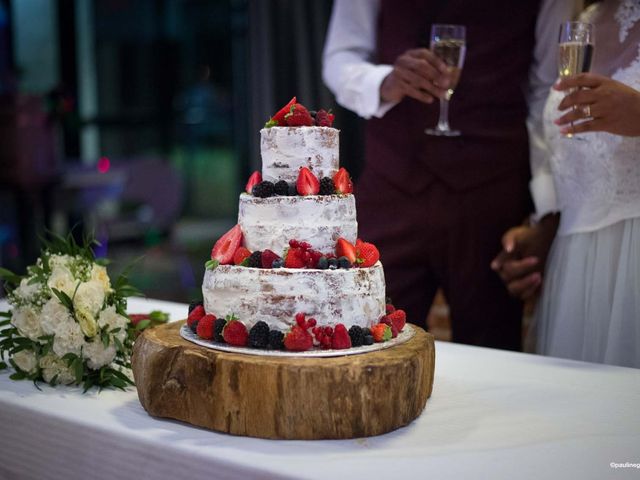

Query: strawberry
[
  {"left": 211, "top": 225, "right": 243, "bottom": 265},
  {"left": 245, "top": 171, "right": 262, "bottom": 194},
  {"left": 385, "top": 304, "right": 396, "bottom": 314},
  {"left": 187, "top": 305, "right": 206, "bottom": 329},
  {"left": 389, "top": 323, "right": 399, "bottom": 338},
  {"left": 261, "top": 249, "right": 282, "bottom": 268},
  {"left": 387, "top": 309, "right": 406, "bottom": 333},
  {"left": 356, "top": 241, "right": 380, "bottom": 268},
  {"left": 371, "top": 323, "right": 392, "bottom": 342},
  {"left": 266, "top": 96, "right": 297, "bottom": 127},
  {"left": 223, "top": 318, "right": 248, "bottom": 346},
  {"left": 315, "top": 109, "right": 335, "bottom": 127},
  {"left": 129, "top": 314, "right": 149, "bottom": 327},
  {"left": 196, "top": 314, "right": 217, "bottom": 340},
  {"left": 285, "top": 247, "right": 306, "bottom": 268},
  {"left": 335, "top": 238, "right": 357, "bottom": 264},
  {"left": 284, "top": 325, "right": 314, "bottom": 351},
  {"left": 233, "top": 246, "right": 252, "bottom": 266},
  {"left": 331, "top": 324, "right": 352, "bottom": 349},
  {"left": 296, "top": 167, "right": 320, "bottom": 195},
  {"left": 333, "top": 167, "right": 353, "bottom": 194},
  {"left": 285, "top": 103, "right": 314, "bottom": 127}
]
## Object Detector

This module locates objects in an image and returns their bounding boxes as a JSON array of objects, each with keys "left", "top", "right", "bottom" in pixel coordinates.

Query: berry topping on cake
[
  {"left": 274, "top": 180, "right": 290, "bottom": 196},
  {"left": 272, "top": 258, "right": 284, "bottom": 268},
  {"left": 356, "top": 241, "right": 380, "bottom": 268},
  {"left": 363, "top": 335, "right": 374, "bottom": 346},
  {"left": 317, "top": 256, "right": 329, "bottom": 269},
  {"left": 371, "top": 323, "right": 392, "bottom": 342},
  {"left": 284, "top": 325, "right": 314, "bottom": 351},
  {"left": 386, "top": 309, "right": 407, "bottom": 333},
  {"left": 331, "top": 324, "right": 352, "bottom": 349},
  {"left": 214, "top": 318, "right": 227, "bottom": 342},
  {"left": 385, "top": 303, "right": 396, "bottom": 314},
  {"left": 211, "top": 225, "right": 243, "bottom": 265},
  {"left": 233, "top": 246, "right": 252, "bottom": 266},
  {"left": 296, "top": 167, "right": 320, "bottom": 196},
  {"left": 223, "top": 317, "right": 248, "bottom": 346},
  {"left": 327, "top": 257, "right": 338, "bottom": 270},
  {"left": 285, "top": 103, "right": 314, "bottom": 127},
  {"left": 248, "top": 321, "right": 270, "bottom": 349},
  {"left": 187, "top": 304, "right": 206, "bottom": 331},
  {"left": 319, "top": 177, "right": 336, "bottom": 195},
  {"left": 265, "top": 96, "right": 297, "bottom": 127},
  {"left": 261, "top": 249, "right": 282, "bottom": 269},
  {"left": 188, "top": 300, "right": 204, "bottom": 314},
  {"left": 245, "top": 171, "right": 262, "bottom": 194},
  {"left": 247, "top": 251, "right": 263, "bottom": 268},
  {"left": 315, "top": 109, "right": 335, "bottom": 127},
  {"left": 268, "top": 330, "right": 285, "bottom": 350},
  {"left": 196, "top": 314, "right": 216, "bottom": 340},
  {"left": 284, "top": 247, "right": 306, "bottom": 268},
  {"left": 337, "top": 256, "right": 352, "bottom": 269},
  {"left": 335, "top": 238, "right": 357, "bottom": 264},
  {"left": 252, "top": 181, "right": 275, "bottom": 198},
  {"left": 295, "top": 312, "right": 307, "bottom": 328},
  {"left": 333, "top": 167, "right": 353, "bottom": 194},
  {"left": 348, "top": 325, "right": 365, "bottom": 347}
]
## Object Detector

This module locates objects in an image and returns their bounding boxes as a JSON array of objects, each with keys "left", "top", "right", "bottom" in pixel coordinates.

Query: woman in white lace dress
[{"left": 492, "top": 0, "right": 640, "bottom": 368}]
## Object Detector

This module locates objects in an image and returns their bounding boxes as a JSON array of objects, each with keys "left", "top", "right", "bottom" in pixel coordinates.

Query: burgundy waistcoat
[{"left": 365, "top": 0, "right": 542, "bottom": 193}]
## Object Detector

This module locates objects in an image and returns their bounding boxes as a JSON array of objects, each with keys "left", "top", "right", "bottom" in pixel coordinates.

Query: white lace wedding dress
[{"left": 534, "top": 0, "right": 640, "bottom": 368}]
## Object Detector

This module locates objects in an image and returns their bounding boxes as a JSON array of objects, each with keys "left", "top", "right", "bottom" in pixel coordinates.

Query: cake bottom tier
[{"left": 202, "top": 262, "right": 386, "bottom": 331}]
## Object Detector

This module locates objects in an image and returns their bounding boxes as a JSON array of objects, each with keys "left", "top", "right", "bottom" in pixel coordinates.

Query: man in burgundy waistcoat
[{"left": 323, "top": 0, "right": 580, "bottom": 350}]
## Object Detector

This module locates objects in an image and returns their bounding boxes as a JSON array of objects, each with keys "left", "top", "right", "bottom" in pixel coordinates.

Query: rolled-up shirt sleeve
[{"left": 322, "top": 0, "right": 398, "bottom": 119}]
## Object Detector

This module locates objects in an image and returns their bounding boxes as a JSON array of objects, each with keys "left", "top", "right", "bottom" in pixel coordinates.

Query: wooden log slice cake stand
[{"left": 132, "top": 321, "right": 435, "bottom": 440}]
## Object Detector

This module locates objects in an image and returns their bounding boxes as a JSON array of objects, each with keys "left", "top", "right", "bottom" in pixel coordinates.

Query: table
[{"left": 1, "top": 297, "right": 639, "bottom": 480}]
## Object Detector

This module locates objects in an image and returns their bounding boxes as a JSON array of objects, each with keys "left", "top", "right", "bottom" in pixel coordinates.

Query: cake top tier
[{"left": 260, "top": 97, "right": 339, "bottom": 183}]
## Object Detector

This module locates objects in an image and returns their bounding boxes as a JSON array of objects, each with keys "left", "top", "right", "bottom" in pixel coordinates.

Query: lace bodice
[{"left": 543, "top": 0, "right": 640, "bottom": 235}]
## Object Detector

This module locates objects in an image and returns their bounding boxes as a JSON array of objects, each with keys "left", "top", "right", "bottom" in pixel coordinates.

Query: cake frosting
[
  {"left": 203, "top": 263, "right": 385, "bottom": 332},
  {"left": 261, "top": 126, "right": 339, "bottom": 183},
  {"left": 238, "top": 193, "right": 357, "bottom": 254}
]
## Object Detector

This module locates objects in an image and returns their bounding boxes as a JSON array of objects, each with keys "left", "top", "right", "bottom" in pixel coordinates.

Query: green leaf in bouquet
[
  {"left": 0, "top": 267, "right": 22, "bottom": 291},
  {"left": 135, "top": 319, "right": 151, "bottom": 331},
  {"left": 51, "top": 288, "right": 75, "bottom": 312},
  {"left": 61, "top": 352, "right": 79, "bottom": 366},
  {"left": 72, "top": 357, "right": 84, "bottom": 383},
  {"left": 49, "top": 374, "right": 59, "bottom": 387},
  {"left": 149, "top": 310, "right": 170, "bottom": 324},
  {"left": 95, "top": 258, "right": 112, "bottom": 267},
  {"left": 113, "top": 336, "right": 124, "bottom": 352},
  {"left": 9, "top": 372, "right": 26, "bottom": 381},
  {"left": 0, "top": 361, "right": 7, "bottom": 370},
  {"left": 0, "top": 319, "right": 10, "bottom": 327}
]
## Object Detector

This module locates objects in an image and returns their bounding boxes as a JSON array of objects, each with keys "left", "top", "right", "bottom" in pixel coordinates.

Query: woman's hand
[
  {"left": 554, "top": 73, "right": 640, "bottom": 137},
  {"left": 490, "top": 214, "right": 560, "bottom": 300},
  {"left": 380, "top": 48, "right": 453, "bottom": 104}
]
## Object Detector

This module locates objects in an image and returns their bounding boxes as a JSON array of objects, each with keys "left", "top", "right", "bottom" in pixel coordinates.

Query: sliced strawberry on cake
[
  {"left": 245, "top": 171, "right": 262, "bottom": 194},
  {"left": 265, "top": 96, "right": 297, "bottom": 127},
  {"left": 296, "top": 167, "right": 320, "bottom": 195},
  {"left": 210, "top": 225, "right": 243, "bottom": 266},
  {"left": 335, "top": 238, "right": 357, "bottom": 265},
  {"left": 284, "top": 103, "right": 314, "bottom": 127},
  {"left": 333, "top": 167, "right": 353, "bottom": 194}
]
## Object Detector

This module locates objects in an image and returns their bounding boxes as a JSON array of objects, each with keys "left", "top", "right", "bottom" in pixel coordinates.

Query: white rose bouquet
[{"left": 0, "top": 232, "right": 164, "bottom": 391}]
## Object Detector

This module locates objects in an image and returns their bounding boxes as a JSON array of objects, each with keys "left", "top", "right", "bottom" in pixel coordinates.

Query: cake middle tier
[{"left": 238, "top": 193, "right": 357, "bottom": 254}]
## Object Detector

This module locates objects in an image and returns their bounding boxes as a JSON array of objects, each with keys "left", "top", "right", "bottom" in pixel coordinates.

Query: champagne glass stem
[{"left": 437, "top": 98, "right": 451, "bottom": 132}]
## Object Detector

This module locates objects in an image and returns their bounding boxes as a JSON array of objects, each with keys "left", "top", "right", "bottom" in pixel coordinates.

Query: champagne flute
[
  {"left": 558, "top": 21, "right": 595, "bottom": 138},
  {"left": 425, "top": 24, "right": 466, "bottom": 137}
]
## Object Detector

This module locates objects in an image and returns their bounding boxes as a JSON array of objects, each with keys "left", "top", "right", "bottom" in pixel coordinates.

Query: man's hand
[
  {"left": 380, "top": 48, "right": 452, "bottom": 104},
  {"left": 491, "top": 214, "right": 560, "bottom": 300}
]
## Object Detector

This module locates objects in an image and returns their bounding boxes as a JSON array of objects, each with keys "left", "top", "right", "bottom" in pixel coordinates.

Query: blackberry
[
  {"left": 272, "top": 258, "right": 284, "bottom": 268},
  {"left": 337, "top": 256, "right": 352, "bottom": 269},
  {"left": 214, "top": 318, "right": 227, "bottom": 342},
  {"left": 248, "top": 251, "right": 263, "bottom": 268},
  {"left": 328, "top": 258, "right": 338, "bottom": 270},
  {"left": 188, "top": 300, "right": 203, "bottom": 314},
  {"left": 317, "top": 256, "right": 329, "bottom": 270},
  {"left": 190, "top": 320, "right": 199, "bottom": 334},
  {"left": 252, "top": 181, "right": 275, "bottom": 198},
  {"left": 248, "top": 321, "right": 270, "bottom": 349},
  {"left": 287, "top": 183, "right": 298, "bottom": 196},
  {"left": 274, "top": 180, "right": 289, "bottom": 196},
  {"left": 319, "top": 177, "right": 335, "bottom": 195},
  {"left": 268, "top": 330, "right": 285, "bottom": 350},
  {"left": 349, "top": 325, "right": 365, "bottom": 347},
  {"left": 362, "top": 327, "right": 372, "bottom": 336},
  {"left": 309, "top": 110, "right": 317, "bottom": 118},
  {"left": 363, "top": 335, "right": 374, "bottom": 346}
]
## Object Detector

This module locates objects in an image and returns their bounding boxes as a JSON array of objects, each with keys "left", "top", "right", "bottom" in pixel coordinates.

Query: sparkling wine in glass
[
  {"left": 425, "top": 24, "right": 466, "bottom": 137},
  {"left": 558, "top": 21, "right": 594, "bottom": 138}
]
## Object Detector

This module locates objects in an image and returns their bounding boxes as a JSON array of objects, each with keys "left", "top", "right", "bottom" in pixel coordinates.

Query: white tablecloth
[{"left": 0, "top": 297, "right": 639, "bottom": 480}]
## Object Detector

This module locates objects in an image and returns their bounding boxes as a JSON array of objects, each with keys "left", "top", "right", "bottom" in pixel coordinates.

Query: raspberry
[
  {"left": 307, "top": 318, "right": 317, "bottom": 328},
  {"left": 315, "top": 109, "right": 335, "bottom": 127},
  {"left": 319, "top": 177, "right": 335, "bottom": 195},
  {"left": 248, "top": 321, "right": 270, "bottom": 349},
  {"left": 289, "top": 239, "right": 300, "bottom": 248},
  {"left": 300, "top": 241, "right": 312, "bottom": 250},
  {"left": 295, "top": 312, "right": 306, "bottom": 327},
  {"left": 196, "top": 314, "right": 216, "bottom": 340},
  {"left": 284, "top": 103, "right": 314, "bottom": 127},
  {"left": 274, "top": 180, "right": 290, "bottom": 196},
  {"left": 252, "top": 181, "right": 275, "bottom": 198},
  {"left": 247, "top": 251, "right": 262, "bottom": 268}
]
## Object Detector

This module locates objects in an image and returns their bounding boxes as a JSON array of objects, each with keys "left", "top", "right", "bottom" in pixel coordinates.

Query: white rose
[
  {"left": 11, "top": 306, "right": 43, "bottom": 341},
  {"left": 39, "top": 353, "right": 75, "bottom": 385},
  {"left": 73, "top": 281, "right": 105, "bottom": 316},
  {"left": 75, "top": 307, "right": 98, "bottom": 338},
  {"left": 13, "top": 349, "right": 38, "bottom": 374},
  {"left": 90, "top": 264, "right": 111, "bottom": 292},
  {"left": 48, "top": 254, "right": 73, "bottom": 270},
  {"left": 52, "top": 319, "right": 85, "bottom": 357},
  {"left": 97, "top": 306, "right": 129, "bottom": 343},
  {"left": 47, "top": 265, "right": 78, "bottom": 298},
  {"left": 15, "top": 278, "right": 41, "bottom": 303},
  {"left": 84, "top": 340, "right": 117, "bottom": 370},
  {"left": 40, "top": 297, "right": 73, "bottom": 336}
]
